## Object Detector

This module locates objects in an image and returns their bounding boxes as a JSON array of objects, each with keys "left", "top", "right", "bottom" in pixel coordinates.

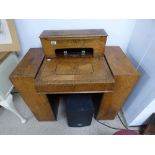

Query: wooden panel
[
  {"left": 96, "top": 46, "right": 140, "bottom": 120},
  {"left": 35, "top": 57, "right": 115, "bottom": 94},
  {"left": 41, "top": 38, "right": 107, "bottom": 58},
  {"left": 40, "top": 29, "right": 108, "bottom": 38},
  {"left": 10, "top": 48, "right": 55, "bottom": 121},
  {"left": 104, "top": 47, "right": 139, "bottom": 76},
  {"left": 40, "top": 29, "right": 107, "bottom": 58}
]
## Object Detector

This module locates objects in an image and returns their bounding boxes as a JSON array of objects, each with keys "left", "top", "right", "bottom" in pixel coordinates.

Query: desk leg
[
  {"left": 96, "top": 76, "right": 139, "bottom": 120},
  {"left": 96, "top": 46, "right": 140, "bottom": 120},
  {"left": 10, "top": 48, "right": 56, "bottom": 121},
  {"left": 11, "top": 78, "right": 55, "bottom": 121},
  {"left": 12, "top": 78, "right": 55, "bottom": 121}
]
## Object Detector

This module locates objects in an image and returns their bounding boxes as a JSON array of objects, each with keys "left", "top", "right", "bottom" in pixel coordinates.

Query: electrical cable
[
  {"left": 95, "top": 114, "right": 144, "bottom": 134},
  {"left": 117, "top": 113, "right": 128, "bottom": 129},
  {"left": 10, "top": 91, "right": 145, "bottom": 134},
  {"left": 95, "top": 119, "right": 127, "bottom": 131},
  {"left": 117, "top": 113, "right": 144, "bottom": 134}
]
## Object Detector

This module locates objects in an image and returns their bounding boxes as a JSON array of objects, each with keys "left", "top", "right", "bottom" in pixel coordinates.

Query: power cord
[
  {"left": 117, "top": 113, "right": 128, "bottom": 129},
  {"left": 117, "top": 114, "right": 144, "bottom": 134},
  {"left": 96, "top": 119, "right": 126, "bottom": 130},
  {"left": 9, "top": 91, "right": 145, "bottom": 134},
  {"left": 95, "top": 114, "right": 143, "bottom": 134}
]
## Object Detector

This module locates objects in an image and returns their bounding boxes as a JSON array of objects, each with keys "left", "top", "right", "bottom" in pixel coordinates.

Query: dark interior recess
[
  {"left": 91, "top": 93, "right": 103, "bottom": 118},
  {"left": 55, "top": 48, "right": 94, "bottom": 57},
  {"left": 47, "top": 93, "right": 103, "bottom": 120},
  {"left": 47, "top": 94, "right": 60, "bottom": 120}
]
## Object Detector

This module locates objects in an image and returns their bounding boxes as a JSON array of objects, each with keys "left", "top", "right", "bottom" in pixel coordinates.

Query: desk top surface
[
  {"left": 104, "top": 46, "right": 140, "bottom": 76},
  {"left": 40, "top": 29, "right": 108, "bottom": 39},
  {"left": 10, "top": 46, "right": 140, "bottom": 94},
  {"left": 35, "top": 56, "right": 115, "bottom": 93}
]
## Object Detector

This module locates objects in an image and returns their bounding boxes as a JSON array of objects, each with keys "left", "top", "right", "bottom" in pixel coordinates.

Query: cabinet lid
[
  {"left": 39, "top": 29, "right": 108, "bottom": 39},
  {"left": 35, "top": 56, "right": 115, "bottom": 93}
]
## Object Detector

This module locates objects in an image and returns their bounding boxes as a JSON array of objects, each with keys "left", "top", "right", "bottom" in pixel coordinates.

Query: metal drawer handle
[
  {"left": 82, "top": 50, "right": 86, "bottom": 56},
  {"left": 64, "top": 51, "right": 68, "bottom": 56}
]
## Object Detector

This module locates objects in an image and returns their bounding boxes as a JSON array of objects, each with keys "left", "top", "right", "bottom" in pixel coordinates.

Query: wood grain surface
[
  {"left": 10, "top": 48, "right": 55, "bottom": 121},
  {"left": 10, "top": 46, "right": 140, "bottom": 121},
  {"left": 40, "top": 29, "right": 108, "bottom": 38},
  {"left": 40, "top": 29, "right": 107, "bottom": 58},
  {"left": 35, "top": 57, "right": 115, "bottom": 94},
  {"left": 96, "top": 46, "right": 140, "bottom": 120}
]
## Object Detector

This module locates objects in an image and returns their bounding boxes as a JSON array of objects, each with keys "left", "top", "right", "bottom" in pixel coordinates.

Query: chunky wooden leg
[
  {"left": 96, "top": 46, "right": 140, "bottom": 120},
  {"left": 10, "top": 48, "right": 55, "bottom": 121}
]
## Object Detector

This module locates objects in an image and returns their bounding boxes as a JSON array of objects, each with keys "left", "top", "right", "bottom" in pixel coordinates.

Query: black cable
[
  {"left": 117, "top": 113, "right": 128, "bottom": 129},
  {"left": 95, "top": 119, "right": 127, "bottom": 130},
  {"left": 95, "top": 115, "right": 143, "bottom": 134},
  {"left": 117, "top": 114, "right": 144, "bottom": 134},
  {"left": 9, "top": 91, "right": 145, "bottom": 134}
]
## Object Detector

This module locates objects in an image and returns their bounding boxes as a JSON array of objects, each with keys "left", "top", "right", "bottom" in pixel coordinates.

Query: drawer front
[{"left": 41, "top": 37, "right": 107, "bottom": 58}]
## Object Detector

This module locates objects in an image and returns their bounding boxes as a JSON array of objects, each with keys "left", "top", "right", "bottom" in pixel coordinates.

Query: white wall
[
  {"left": 14, "top": 19, "right": 136, "bottom": 58},
  {"left": 122, "top": 20, "right": 155, "bottom": 126}
]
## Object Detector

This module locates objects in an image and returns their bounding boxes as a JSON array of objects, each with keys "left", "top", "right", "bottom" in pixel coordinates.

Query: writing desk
[{"left": 10, "top": 46, "right": 140, "bottom": 121}]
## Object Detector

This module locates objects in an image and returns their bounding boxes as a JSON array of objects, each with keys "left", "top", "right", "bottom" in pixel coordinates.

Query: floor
[{"left": 0, "top": 94, "right": 139, "bottom": 135}]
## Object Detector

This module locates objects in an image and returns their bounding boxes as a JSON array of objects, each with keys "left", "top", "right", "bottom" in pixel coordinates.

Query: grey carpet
[{"left": 0, "top": 94, "right": 134, "bottom": 135}]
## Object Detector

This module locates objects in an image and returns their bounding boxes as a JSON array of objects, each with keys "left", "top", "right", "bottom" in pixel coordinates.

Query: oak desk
[{"left": 10, "top": 46, "right": 140, "bottom": 121}]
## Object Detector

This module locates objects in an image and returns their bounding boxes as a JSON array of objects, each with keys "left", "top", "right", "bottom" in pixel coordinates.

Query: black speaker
[{"left": 65, "top": 94, "right": 94, "bottom": 127}]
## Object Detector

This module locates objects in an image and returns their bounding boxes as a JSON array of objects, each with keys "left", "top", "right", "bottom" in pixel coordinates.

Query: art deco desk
[{"left": 10, "top": 46, "right": 140, "bottom": 121}]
